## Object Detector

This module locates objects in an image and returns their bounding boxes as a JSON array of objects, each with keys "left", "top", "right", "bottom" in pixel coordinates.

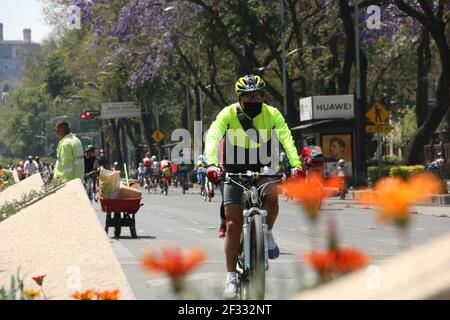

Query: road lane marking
[{"left": 184, "top": 227, "right": 204, "bottom": 234}]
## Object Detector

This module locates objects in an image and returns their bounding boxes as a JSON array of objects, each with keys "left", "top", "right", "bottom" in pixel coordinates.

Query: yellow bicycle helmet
[{"left": 235, "top": 74, "right": 265, "bottom": 96}]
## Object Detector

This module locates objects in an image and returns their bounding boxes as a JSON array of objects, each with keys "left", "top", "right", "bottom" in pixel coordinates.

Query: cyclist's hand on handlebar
[
  {"left": 206, "top": 166, "right": 221, "bottom": 185},
  {"left": 292, "top": 167, "right": 306, "bottom": 178}
]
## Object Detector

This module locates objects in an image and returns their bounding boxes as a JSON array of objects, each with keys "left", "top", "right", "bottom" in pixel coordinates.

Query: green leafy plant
[
  {"left": 0, "top": 269, "right": 25, "bottom": 300},
  {"left": 0, "top": 178, "right": 65, "bottom": 222}
]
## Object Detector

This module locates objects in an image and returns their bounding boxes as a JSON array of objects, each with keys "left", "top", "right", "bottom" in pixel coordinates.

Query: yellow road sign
[
  {"left": 152, "top": 130, "right": 164, "bottom": 142},
  {"left": 365, "top": 124, "right": 393, "bottom": 133},
  {"left": 366, "top": 101, "right": 390, "bottom": 125}
]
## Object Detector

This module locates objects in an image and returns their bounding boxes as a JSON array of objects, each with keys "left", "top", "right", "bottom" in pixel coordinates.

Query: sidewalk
[
  {"left": 347, "top": 180, "right": 450, "bottom": 206},
  {"left": 326, "top": 195, "right": 450, "bottom": 218}
]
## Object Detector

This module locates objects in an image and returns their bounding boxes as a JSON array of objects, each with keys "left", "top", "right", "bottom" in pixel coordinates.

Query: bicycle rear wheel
[{"left": 243, "top": 214, "right": 266, "bottom": 300}]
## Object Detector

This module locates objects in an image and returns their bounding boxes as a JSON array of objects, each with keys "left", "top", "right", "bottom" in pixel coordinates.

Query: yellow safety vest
[{"left": 54, "top": 133, "right": 85, "bottom": 182}]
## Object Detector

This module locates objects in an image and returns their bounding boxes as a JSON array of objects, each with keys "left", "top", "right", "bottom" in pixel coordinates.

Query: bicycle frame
[{"left": 227, "top": 172, "right": 281, "bottom": 275}]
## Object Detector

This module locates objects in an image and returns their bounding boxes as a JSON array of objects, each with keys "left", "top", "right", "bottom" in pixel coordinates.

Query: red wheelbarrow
[{"left": 98, "top": 195, "right": 143, "bottom": 239}]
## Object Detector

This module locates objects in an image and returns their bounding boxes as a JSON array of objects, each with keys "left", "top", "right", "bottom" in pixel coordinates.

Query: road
[{"left": 93, "top": 184, "right": 450, "bottom": 300}]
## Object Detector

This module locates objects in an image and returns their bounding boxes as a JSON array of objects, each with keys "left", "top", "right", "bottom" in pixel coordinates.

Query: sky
[{"left": 0, "top": 0, "right": 53, "bottom": 43}]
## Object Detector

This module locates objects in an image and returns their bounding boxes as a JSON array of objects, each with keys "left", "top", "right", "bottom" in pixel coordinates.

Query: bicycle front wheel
[{"left": 248, "top": 214, "right": 266, "bottom": 300}]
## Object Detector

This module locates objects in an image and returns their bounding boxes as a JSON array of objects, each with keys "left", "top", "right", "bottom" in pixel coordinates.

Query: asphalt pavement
[{"left": 93, "top": 184, "right": 450, "bottom": 300}]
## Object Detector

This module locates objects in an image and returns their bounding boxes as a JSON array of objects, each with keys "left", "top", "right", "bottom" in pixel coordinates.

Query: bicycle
[
  {"left": 84, "top": 171, "right": 96, "bottom": 202},
  {"left": 180, "top": 173, "right": 188, "bottom": 194},
  {"left": 138, "top": 173, "right": 145, "bottom": 188},
  {"left": 161, "top": 177, "right": 169, "bottom": 196},
  {"left": 225, "top": 171, "right": 282, "bottom": 300},
  {"left": 151, "top": 175, "right": 159, "bottom": 194}
]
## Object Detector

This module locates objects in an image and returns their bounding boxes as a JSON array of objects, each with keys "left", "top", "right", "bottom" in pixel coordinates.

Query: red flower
[{"left": 32, "top": 275, "right": 46, "bottom": 286}]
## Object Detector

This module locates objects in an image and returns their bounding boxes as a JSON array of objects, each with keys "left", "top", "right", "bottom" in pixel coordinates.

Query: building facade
[{"left": 0, "top": 23, "right": 40, "bottom": 104}]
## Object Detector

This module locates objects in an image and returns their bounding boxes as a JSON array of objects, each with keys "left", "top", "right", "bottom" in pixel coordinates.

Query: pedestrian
[
  {"left": 24, "top": 155, "right": 38, "bottom": 177},
  {"left": 35, "top": 156, "right": 44, "bottom": 173},
  {"left": 16, "top": 161, "right": 26, "bottom": 181},
  {"left": 97, "top": 149, "right": 110, "bottom": 170},
  {"left": 53, "top": 120, "right": 85, "bottom": 182}
]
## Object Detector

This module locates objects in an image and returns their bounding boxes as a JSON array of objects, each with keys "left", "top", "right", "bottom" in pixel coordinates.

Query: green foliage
[
  {"left": 367, "top": 166, "right": 392, "bottom": 183},
  {"left": 389, "top": 106, "right": 417, "bottom": 148},
  {"left": 368, "top": 165, "right": 425, "bottom": 183},
  {"left": 0, "top": 270, "right": 25, "bottom": 300},
  {"left": 389, "top": 165, "right": 425, "bottom": 179},
  {"left": 367, "top": 155, "right": 402, "bottom": 166},
  {"left": 0, "top": 178, "right": 65, "bottom": 223},
  {"left": 0, "top": 87, "right": 49, "bottom": 157},
  {"left": 43, "top": 51, "right": 72, "bottom": 98}
]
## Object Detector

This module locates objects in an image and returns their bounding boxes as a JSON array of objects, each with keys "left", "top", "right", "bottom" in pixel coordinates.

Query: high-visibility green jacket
[
  {"left": 205, "top": 102, "right": 301, "bottom": 172},
  {"left": 54, "top": 133, "right": 85, "bottom": 182}
]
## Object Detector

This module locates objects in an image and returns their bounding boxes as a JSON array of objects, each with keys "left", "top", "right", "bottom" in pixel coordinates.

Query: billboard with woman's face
[{"left": 321, "top": 134, "right": 353, "bottom": 176}]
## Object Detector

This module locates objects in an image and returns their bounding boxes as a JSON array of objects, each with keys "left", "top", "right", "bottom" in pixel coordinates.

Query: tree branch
[{"left": 395, "top": 0, "right": 429, "bottom": 28}]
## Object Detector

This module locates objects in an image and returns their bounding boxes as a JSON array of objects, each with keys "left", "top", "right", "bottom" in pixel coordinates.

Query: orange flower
[
  {"left": 305, "top": 246, "right": 369, "bottom": 278},
  {"left": 284, "top": 173, "right": 341, "bottom": 221},
  {"left": 96, "top": 289, "right": 120, "bottom": 300},
  {"left": 359, "top": 173, "right": 441, "bottom": 227},
  {"left": 142, "top": 246, "right": 206, "bottom": 293},
  {"left": 32, "top": 275, "right": 46, "bottom": 286},
  {"left": 71, "top": 289, "right": 96, "bottom": 300},
  {"left": 306, "top": 250, "right": 334, "bottom": 275},
  {"left": 332, "top": 247, "right": 369, "bottom": 273},
  {"left": 142, "top": 246, "right": 206, "bottom": 278},
  {"left": 23, "top": 288, "right": 42, "bottom": 299}
]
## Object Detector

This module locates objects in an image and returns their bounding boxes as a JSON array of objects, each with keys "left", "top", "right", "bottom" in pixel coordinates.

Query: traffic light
[{"left": 80, "top": 110, "right": 101, "bottom": 120}]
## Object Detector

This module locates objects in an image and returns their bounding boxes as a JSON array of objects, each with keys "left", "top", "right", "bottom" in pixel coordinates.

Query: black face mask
[{"left": 242, "top": 102, "right": 263, "bottom": 119}]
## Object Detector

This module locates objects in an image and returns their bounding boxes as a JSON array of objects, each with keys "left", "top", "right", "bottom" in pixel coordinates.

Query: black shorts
[{"left": 223, "top": 178, "right": 278, "bottom": 206}]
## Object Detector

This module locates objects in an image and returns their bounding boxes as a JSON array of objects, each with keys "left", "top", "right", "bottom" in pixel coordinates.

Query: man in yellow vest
[{"left": 53, "top": 120, "right": 85, "bottom": 182}]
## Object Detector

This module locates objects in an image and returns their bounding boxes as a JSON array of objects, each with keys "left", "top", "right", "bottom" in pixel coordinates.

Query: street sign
[
  {"left": 152, "top": 130, "right": 164, "bottom": 142},
  {"left": 366, "top": 101, "right": 390, "bottom": 125},
  {"left": 100, "top": 102, "right": 141, "bottom": 119},
  {"left": 365, "top": 124, "right": 393, "bottom": 133}
]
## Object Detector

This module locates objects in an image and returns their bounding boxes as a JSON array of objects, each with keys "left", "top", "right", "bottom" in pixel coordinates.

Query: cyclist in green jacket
[
  {"left": 53, "top": 120, "right": 85, "bottom": 182},
  {"left": 204, "top": 74, "right": 304, "bottom": 298}
]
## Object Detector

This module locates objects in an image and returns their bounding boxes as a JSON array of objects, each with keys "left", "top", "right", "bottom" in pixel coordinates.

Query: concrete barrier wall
[
  {"left": 0, "top": 179, "right": 134, "bottom": 300},
  {"left": 293, "top": 232, "right": 450, "bottom": 299},
  {"left": 0, "top": 173, "right": 44, "bottom": 207}
]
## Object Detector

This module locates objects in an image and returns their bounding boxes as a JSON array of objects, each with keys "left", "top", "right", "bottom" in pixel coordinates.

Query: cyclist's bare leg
[
  {"left": 265, "top": 192, "right": 279, "bottom": 230},
  {"left": 224, "top": 204, "right": 243, "bottom": 272}
]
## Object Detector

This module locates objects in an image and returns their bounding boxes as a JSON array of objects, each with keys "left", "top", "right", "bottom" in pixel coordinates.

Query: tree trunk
[
  {"left": 120, "top": 119, "right": 128, "bottom": 167},
  {"left": 416, "top": 28, "right": 431, "bottom": 129},
  {"left": 338, "top": 0, "right": 368, "bottom": 184},
  {"left": 110, "top": 119, "right": 123, "bottom": 166}
]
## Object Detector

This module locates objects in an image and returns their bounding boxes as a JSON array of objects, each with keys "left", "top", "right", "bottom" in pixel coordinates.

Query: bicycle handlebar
[{"left": 226, "top": 172, "right": 283, "bottom": 179}]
